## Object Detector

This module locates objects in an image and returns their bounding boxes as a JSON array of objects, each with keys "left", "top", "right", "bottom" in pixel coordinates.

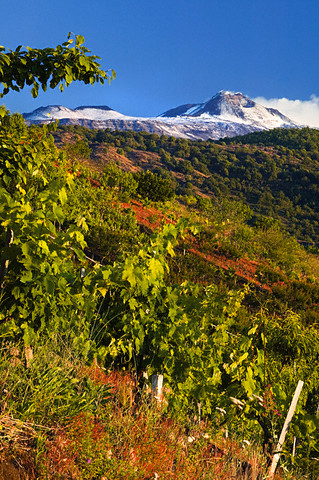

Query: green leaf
[
  {"left": 43, "top": 276, "right": 55, "bottom": 294},
  {"left": 39, "top": 240, "right": 50, "bottom": 255},
  {"left": 21, "top": 242, "right": 30, "bottom": 256},
  {"left": 148, "top": 257, "right": 164, "bottom": 280},
  {"left": 31, "top": 84, "right": 39, "bottom": 98},
  {"left": 79, "top": 56, "right": 89, "bottom": 69},
  {"left": 3, "top": 175, "right": 11, "bottom": 185},
  {"left": 21, "top": 324, "right": 36, "bottom": 345},
  {"left": 242, "top": 367, "right": 256, "bottom": 397},
  {"left": 129, "top": 298, "right": 138, "bottom": 311},
  {"left": 58, "top": 187, "right": 67, "bottom": 205},
  {"left": 66, "top": 73, "right": 74, "bottom": 84},
  {"left": 52, "top": 204, "right": 64, "bottom": 222},
  {"left": 20, "top": 270, "right": 33, "bottom": 283},
  {"left": 76, "top": 35, "right": 85, "bottom": 46},
  {"left": 166, "top": 240, "right": 175, "bottom": 257}
]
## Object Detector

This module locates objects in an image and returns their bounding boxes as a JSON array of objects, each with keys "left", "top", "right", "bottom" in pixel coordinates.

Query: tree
[
  {"left": 0, "top": 33, "right": 115, "bottom": 98},
  {"left": 0, "top": 34, "right": 115, "bottom": 346}
]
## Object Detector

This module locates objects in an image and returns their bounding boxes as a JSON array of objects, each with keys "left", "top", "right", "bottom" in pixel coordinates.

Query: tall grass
[{"left": 0, "top": 339, "right": 288, "bottom": 479}]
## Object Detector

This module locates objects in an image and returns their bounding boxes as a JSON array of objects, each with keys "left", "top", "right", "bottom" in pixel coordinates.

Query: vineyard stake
[
  {"left": 268, "top": 379, "right": 304, "bottom": 478},
  {"left": 151, "top": 374, "right": 163, "bottom": 402},
  {"left": 292, "top": 436, "right": 297, "bottom": 457}
]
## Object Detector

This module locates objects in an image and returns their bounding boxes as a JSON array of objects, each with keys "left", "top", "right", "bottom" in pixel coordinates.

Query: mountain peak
[
  {"left": 215, "top": 90, "right": 246, "bottom": 97},
  {"left": 196, "top": 91, "right": 256, "bottom": 117},
  {"left": 159, "top": 90, "right": 293, "bottom": 126},
  {"left": 161, "top": 91, "right": 259, "bottom": 118}
]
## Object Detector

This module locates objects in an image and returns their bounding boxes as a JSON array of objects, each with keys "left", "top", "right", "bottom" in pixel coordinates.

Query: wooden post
[
  {"left": 0, "top": 228, "right": 14, "bottom": 286},
  {"left": 269, "top": 380, "right": 304, "bottom": 478},
  {"left": 151, "top": 374, "right": 163, "bottom": 402},
  {"left": 292, "top": 436, "right": 297, "bottom": 457},
  {"left": 25, "top": 345, "right": 34, "bottom": 368}
]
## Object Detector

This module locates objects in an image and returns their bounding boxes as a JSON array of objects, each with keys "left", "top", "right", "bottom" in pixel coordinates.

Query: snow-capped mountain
[
  {"left": 160, "top": 91, "right": 294, "bottom": 127},
  {"left": 23, "top": 91, "right": 300, "bottom": 140},
  {"left": 23, "top": 105, "right": 128, "bottom": 122}
]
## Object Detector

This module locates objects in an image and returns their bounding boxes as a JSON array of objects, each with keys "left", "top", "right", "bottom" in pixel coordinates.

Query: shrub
[
  {"left": 133, "top": 170, "right": 175, "bottom": 202},
  {"left": 65, "top": 139, "right": 92, "bottom": 160}
]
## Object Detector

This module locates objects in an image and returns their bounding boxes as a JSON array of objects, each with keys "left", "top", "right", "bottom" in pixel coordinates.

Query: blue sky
[{"left": 2, "top": 0, "right": 319, "bottom": 123}]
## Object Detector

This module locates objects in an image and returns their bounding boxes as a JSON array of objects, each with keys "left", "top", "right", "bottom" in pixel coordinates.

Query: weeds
[{"left": 0, "top": 341, "right": 284, "bottom": 479}]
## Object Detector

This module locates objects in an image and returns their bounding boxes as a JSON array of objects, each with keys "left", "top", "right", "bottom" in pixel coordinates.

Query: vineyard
[{"left": 1, "top": 36, "right": 319, "bottom": 479}]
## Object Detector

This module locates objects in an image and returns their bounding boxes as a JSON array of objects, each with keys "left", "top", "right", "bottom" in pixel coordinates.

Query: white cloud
[{"left": 253, "top": 95, "right": 319, "bottom": 128}]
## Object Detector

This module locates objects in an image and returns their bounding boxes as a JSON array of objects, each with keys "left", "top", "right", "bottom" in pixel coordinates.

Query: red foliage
[
  {"left": 88, "top": 177, "right": 101, "bottom": 188},
  {"left": 79, "top": 362, "right": 136, "bottom": 407},
  {"left": 190, "top": 248, "right": 272, "bottom": 292},
  {"left": 35, "top": 372, "right": 275, "bottom": 480},
  {"left": 121, "top": 200, "right": 173, "bottom": 230}
]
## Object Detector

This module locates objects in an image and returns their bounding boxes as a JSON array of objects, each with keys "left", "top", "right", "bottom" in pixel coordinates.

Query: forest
[
  {"left": 1, "top": 36, "right": 319, "bottom": 479},
  {"left": 57, "top": 123, "right": 319, "bottom": 245}
]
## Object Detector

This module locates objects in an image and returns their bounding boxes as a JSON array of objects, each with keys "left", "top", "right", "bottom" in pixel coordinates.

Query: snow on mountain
[
  {"left": 23, "top": 105, "right": 128, "bottom": 121},
  {"left": 23, "top": 92, "right": 300, "bottom": 140},
  {"left": 159, "top": 91, "right": 297, "bottom": 130}
]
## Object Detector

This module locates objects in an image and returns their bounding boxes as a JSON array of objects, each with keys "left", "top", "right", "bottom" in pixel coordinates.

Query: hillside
[
  {"left": 52, "top": 125, "right": 319, "bottom": 322},
  {"left": 1, "top": 112, "right": 319, "bottom": 479},
  {"left": 55, "top": 124, "right": 319, "bottom": 245}
]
